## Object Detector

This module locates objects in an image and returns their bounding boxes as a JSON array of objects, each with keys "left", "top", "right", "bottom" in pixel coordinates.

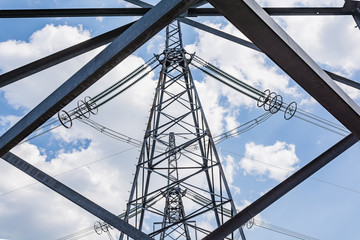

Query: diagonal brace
[
  {"left": 203, "top": 133, "right": 358, "bottom": 239},
  {"left": 0, "top": 22, "right": 134, "bottom": 88},
  {"left": 1, "top": 152, "right": 152, "bottom": 239}
]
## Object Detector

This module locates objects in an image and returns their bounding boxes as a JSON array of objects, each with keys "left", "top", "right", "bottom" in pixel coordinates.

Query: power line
[
  {"left": 221, "top": 149, "right": 360, "bottom": 195},
  {"left": 0, "top": 147, "right": 137, "bottom": 198}
]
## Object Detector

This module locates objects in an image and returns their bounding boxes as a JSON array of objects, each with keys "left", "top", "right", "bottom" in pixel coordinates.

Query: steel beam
[
  {"left": 204, "top": 133, "right": 358, "bottom": 239},
  {"left": 1, "top": 152, "right": 152, "bottom": 240},
  {"left": 178, "top": 18, "right": 260, "bottom": 51},
  {"left": 1, "top": 7, "right": 358, "bottom": 18},
  {"left": 0, "top": 0, "right": 198, "bottom": 156},
  {"left": 0, "top": 22, "right": 134, "bottom": 88},
  {"left": 124, "top": 0, "right": 153, "bottom": 8},
  {"left": 263, "top": 7, "right": 355, "bottom": 16},
  {"left": 192, "top": 0, "right": 208, "bottom": 8},
  {"left": 180, "top": 18, "right": 360, "bottom": 90},
  {"left": 345, "top": 0, "right": 360, "bottom": 29},
  {"left": 0, "top": 8, "right": 149, "bottom": 18},
  {"left": 208, "top": 0, "right": 360, "bottom": 139},
  {"left": 324, "top": 70, "right": 360, "bottom": 90}
]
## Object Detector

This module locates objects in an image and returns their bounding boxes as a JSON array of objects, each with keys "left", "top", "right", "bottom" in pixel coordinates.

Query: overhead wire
[
  {"left": 0, "top": 147, "right": 137, "bottom": 198},
  {"left": 18, "top": 57, "right": 159, "bottom": 145},
  {"left": 190, "top": 54, "right": 351, "bottom": 137},
  {"left": 221, "top": 149, "right": 360, "bottom": 195}
]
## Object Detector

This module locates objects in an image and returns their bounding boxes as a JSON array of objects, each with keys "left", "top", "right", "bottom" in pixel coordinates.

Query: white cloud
[
  {"left": 283, "top": 15, "right": 360, "bottom": 76},
  {"left": 222, "top": 155, "right": 238, "bottom": 185},
  {"left": 240, "top": 141, "right": 299, "bottom": 181},
  {"left": 96, "top": 16, "right": 104, "bottom": 22},
  {"left": 0, "top": 115, "right": 22, "bottom": 134},
  {"left": 0, "top": 24, "right": 95, "bottom": 110}
]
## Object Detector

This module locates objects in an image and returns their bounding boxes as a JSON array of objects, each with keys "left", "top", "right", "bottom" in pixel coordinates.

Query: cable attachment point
[
  {"left": 284, "top": 101, "right": 297, "bottom": 120},
  {"left": 94, "top": 221, "right": 113, "bottom": 235},
  {"left": 257, "top": 89, "right": 283, "bottom": 114},
  {"left": 246, "top": 218, "right": 255, "bottom": 229},
  {"left": 58, "top": 96, "right": 99, "bottom": 129}
]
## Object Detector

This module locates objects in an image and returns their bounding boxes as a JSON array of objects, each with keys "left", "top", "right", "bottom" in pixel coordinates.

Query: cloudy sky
[{"left": 1, "top": 0, "right": 360, "bottom": 239}]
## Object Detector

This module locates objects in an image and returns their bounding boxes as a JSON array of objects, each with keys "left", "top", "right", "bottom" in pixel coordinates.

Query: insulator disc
[
  {"left": 77, "top": 99, "right": 91, "bottom": 119},
  {"left": 101, "top": 222, "right": 109, "bottom": 232},
  {"left": 94, "top": 221, "right": 102, "bottom": 235},
  {"left": 284, "top": 101, "right": 297, "bottom": 120},
  {"left": 269, "top": 94, "right": 283, "bottom": 114},
  {"left": 58, "top": 110, "right": 72, "bottom": 129},
  {"left": 257, "top": 89, "right": 271, "bottom": 108},
  {"left": 84, "top": 96, "right": 98, "bottom": 115},
  {"left": 263, "top": 92, "right": 277, "bottom": 111},
  {"left": 246, "top": 218, "right": 255, "bottom": 229}
]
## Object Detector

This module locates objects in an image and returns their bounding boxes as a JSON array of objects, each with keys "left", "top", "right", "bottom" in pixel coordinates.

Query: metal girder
[
  {"left": 178, "top": 18, "right": 260, "bottom": 51},
  {"left": 0, "top": 0, "right": 198, "bottom": 156},
  {"left": 325, "top": 70, "right": 360, "bottom": 90},
  {"left": 0, "top": 8, "right": 149, "bottom": 18},
  {"left": 179, "top": 18, "right": 360, "bottom": 90},
  {"left": 204, "top": 133, "right": 358, "bottom": 239},
  {"left": 124, "top": 0, "right": 153, "bottom": 8},
  {"left": 192, "top": 0, "right": 208, "bottom": 8},
  {"left": 0, "top": 22, "right": 134, "bottom": 88},
  {"left": 345, "top": 0, "right": 360, "bottom": 28},
  {"left": 207, "top": 0, "right": 360, "bottom": 139},
  {"left": 263, "top": 7, "right": 355, "bottom": 16},
  {"left": 1, "top": 152, "right": 152, "bottom": 240},
  {"left": 1, "top": 7, "right": 358, "bottom": 18}
]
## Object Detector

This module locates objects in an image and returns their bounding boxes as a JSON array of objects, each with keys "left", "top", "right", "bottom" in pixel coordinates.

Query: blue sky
[{"left": 1, "top": 0, "right": 360, "bottom": 239}]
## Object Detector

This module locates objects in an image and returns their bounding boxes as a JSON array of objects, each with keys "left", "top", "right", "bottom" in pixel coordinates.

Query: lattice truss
[{"left": 0, "top": 0, "right": 360, "bottom": 240}]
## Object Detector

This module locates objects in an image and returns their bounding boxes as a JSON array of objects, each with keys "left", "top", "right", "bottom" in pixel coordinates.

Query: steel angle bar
[
  {"left": 324, "top": 70, "right": 360, "bottom": 90},
  {"left": 124, "top": 0, "right": 153, "bottom": 8},
  {"left": 1, "top": 152, "right": 152, "bottom": 240},
  {"left": 2, "top": 7, "right": 356, "bottom": 19},
  {"left": 178, "top": 18, "right": 260, "bottom": 51},
  {"left": 0, "top": 8, "right": 149, "bottom": 18},
  {"left": 192, "top": 0, "right": 209, "bottom": 8},
  {"left": 264, "top": 7, "right": 354, "bottom": 16},
  {"left": 187, "top": 7, "right": 359, "bottom": 16},
  {"left": 344, "top": 0, "right": 360, "bottom": 29},
  {"left": 0, "top": 22, "right": 134, "bottom": 88},
  {"left": 180, "top": 18, "right": 360, "bottom": 91},
  {"left": 208, "top": 0, "right": 360, "bottom": 138},
  {"left": 204, "top": 133, "right": 358, "bottom": 239},
  {"left": 0, "top": 0, "right": 198, "bottom": 156}
]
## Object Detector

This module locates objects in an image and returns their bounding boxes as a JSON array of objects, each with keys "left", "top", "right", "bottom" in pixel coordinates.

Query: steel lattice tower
[
  {"left": 2, "top": 1, "right": 360, "bottom": 239},
  {"left": 121, "top": 21, "right": 245, "bottom": 240}
]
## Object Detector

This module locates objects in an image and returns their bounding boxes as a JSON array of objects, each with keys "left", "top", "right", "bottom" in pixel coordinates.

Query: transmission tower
[{"left": 120, "top": 21, "right": 245, "bottom": 240}]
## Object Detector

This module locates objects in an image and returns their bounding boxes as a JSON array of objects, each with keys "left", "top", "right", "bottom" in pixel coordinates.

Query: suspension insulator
[
  {"left": 58, "top": 110, "right": 72, "bottom": 129},
  {"left": 77, "top": 99, "right": 91, "bottom": 119},
  {"left": 100, "top": 222, "right": 110, "bottom": 233},
  {"left": 84, "top": 96, "right": 98, "bottom": 115},
  {"left": 263, "top": 92, "right": 277, "bottom": 112},
  {"left": 94, "top": 221, "right": 102, "bottom": 235},
  {"left": 257, "top": 89, "right": 271, "bottom": 108},
  {"left": 284, "top": 101, "right": 297, "bottom": 120},
  {"left": 269, "top": 94, "right": 283, "bottom": 114},
  {"left": 246, "top": 218, "right": 255, "bottom": 229}
]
